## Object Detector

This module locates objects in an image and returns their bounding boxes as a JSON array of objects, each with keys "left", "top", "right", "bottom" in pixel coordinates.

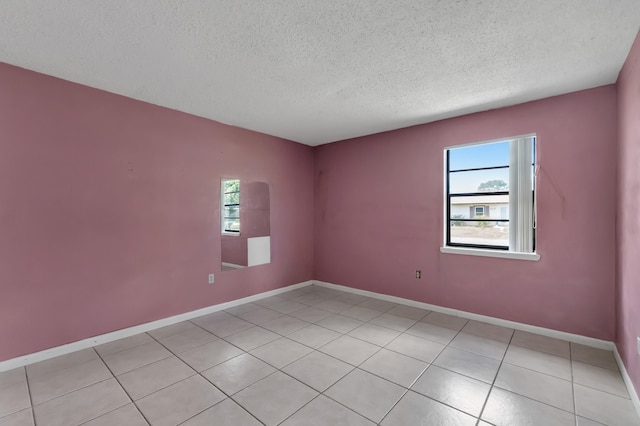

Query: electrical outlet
[
  {"left": 415, "top": 270, "right": 421, "bottom": 279},
  {"left": 637, "top": 337, "right": 640, "bottom": 356},
  {"left": 208, "top": 274, "right": 215, "bottom": 284}
]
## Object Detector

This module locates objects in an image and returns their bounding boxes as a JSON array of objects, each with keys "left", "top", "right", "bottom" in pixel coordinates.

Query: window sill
[
  {"left": 440, "top": 246, "right": 540, "bottom": 261},
  {"left": 222, "top": 231, "right": 240, "bottom": 236}
]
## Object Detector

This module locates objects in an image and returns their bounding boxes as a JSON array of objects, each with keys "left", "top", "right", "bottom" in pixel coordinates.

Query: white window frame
[
  {"left": 474, "top": 206, "right": 485, "bottom": 217},
  {"left": 440, "top": 134, "right": 540, "bottom": 261}
]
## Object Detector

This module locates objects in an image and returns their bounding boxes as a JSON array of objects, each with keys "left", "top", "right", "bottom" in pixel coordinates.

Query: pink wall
[
  {"left": 314, "top": 86, "right": 618, "bottom": 340},
  {"left": 0, "top": 63, "right": 314, "bottom": 362},
  {"left": 616, "top": 31, "right": 640, "bottom": 396}
]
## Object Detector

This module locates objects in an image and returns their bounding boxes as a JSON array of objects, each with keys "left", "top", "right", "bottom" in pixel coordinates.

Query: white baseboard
[
  {"left": 313, "top": 280, "right": 614, "bottom": 350},
  {"left": 314, "top": 279, "right": 640, "bottom": 417},
  {"left": 0, "top": 280, "right": 313, "bottom": 372},
  {"left": 614, "top": 346, "right": 640, "bottom": 419}
]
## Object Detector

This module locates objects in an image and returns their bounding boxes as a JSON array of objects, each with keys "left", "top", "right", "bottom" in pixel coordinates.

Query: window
[
  {"left": 443, "top": 135, "right": 536, "bottom": 256},
  {"left": 222, "top": 179, "right": 240, "bottom": 234}
]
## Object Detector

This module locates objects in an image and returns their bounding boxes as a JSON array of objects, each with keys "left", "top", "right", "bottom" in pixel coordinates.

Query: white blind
[{"left": 509, "top": 137, "right": 534, "bottom": 252}]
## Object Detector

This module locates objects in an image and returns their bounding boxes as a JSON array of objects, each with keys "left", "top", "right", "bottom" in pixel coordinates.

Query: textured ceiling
[{"left": 0, "top": 1, "right": 638, "bottom": 146}]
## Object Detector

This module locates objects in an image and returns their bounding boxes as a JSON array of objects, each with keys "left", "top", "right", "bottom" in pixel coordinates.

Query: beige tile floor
[{"left": 1, "top": 284, "right": 639, "bottom": 426}]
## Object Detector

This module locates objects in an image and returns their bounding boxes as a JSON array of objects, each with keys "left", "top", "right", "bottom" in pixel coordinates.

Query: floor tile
[
  {"left": 315, "top": 299, "right": 353, "bottom": 313},
  {"left": 495, "top": 363, "right": 574, "bottom": 412},
  {"left": 260, "top": 315, "right": 309, "bottom": 335},
  {"left": 433, "top": 347, "right": 500, "bottom": 383},
  {"left": 385, "top": 333, "right": 445, "bottom": 363},
  {"left": 405, "top": 322, "right": 458, "bottom": 345},
  {"left": 33, "top": 378, "right": 129, "bottom": 426},
  {"left": 29, "top": 359, "right": 112, "bottom": 405},
  {"left": 572, "top": 361, "right": 629, "bottom": 398},
  {"left": 225, "top": 303, "right": 263, "bottom": 317},
  {"left": 0, "top": 369, "right": 25, "bottom": 390},
  {"left": 325, "top": 369, "right": 405, "bottom": 423},
  {"left": 411, "top": 365, "right": 490, "bottom": 417},
  {"left": 359, "top": 349, "right": 427, "bottom": 387},
  {"left": 381, "top": 390, "right": 476, "bottom": 426},
  {"left": 224, "top": 326, "right": 280, "bottom": 351},
  {"left": 157, "top": 327, "right": 218, "bottom": 354},
  {"left": 81, "top": 404, "right": 147, "bottom": 426},
  {"left": 265, "top": 299, "right": 308, "bottom": 315},
  {"left": 0, "top": 408, "right": 33, "bottom": 426},
  {"left": 319, "top": 335, "right": 380, "bottom": 366},
  {"left": 181, "top": 398, "right": 261, "bottom": 426},
  {"left": 348, "top": 323, "right": 401, "bottom": 346},
  {"left": 357, "top": 299, "right": 397, "bottom": 313},
  {"left": 369, "top": 313, "right": 417, "bottom": 332},
  {"left": 233, "top": 371, "right": 318, "bottom": 426},
  {"left": 147, "top": 321, "right": 198, "bottom": 340},
  {"left": 137, "top": 375, "right": 225, "bottom": 426},
  {"left": 293, "top": 293, "right": 334, "bottom": 306},
  {"left": 461, "top": 320, "right": 514, "bottom": 343},
  {"left": 191, "top": 312, "right": 253, "bottom": 337},
  {"left": 287, "top": 324, "right": 341, "bottom": 348},
  {"left": 316, "top": 314, "right": 364, "bottom": 333},
  {"left": 511, "top": 330, "right": 570, "bottom": 358},
  {"left": 252, "top": 296, "right": 285, "bottom": 308},
  {"left": 576, "top": 416, "right": 606, "bottom": 426},
  {"left": 571, "top": 343, "right": 619, "bottom": 371},
  {"left": 290, "top": 307, "right": 335, "bottom": 323},
  {"left": 0, "top": 381, "right": 30, "bottom": 418},
  {"left": 503, "top": 345, "right": 572, "bottom": 380},
  {"left": 340, "top": 306, "right": 382, "bottom": 322},
  {"left": 26, "top": 349, "right": 99, "bottom": 379},
  {"left": 280, "top": 395, "right": 375, "bottom": 426},
  {"left": 178, "top": 339, "right": 244, "bottom": 372},
  {"left": 333, "top": 293, "right": 370, "bottom": 305},
  {"left": 449, "top": 332, "right": 508, "bottom": 360},
  {"left": 386, "top": 305, "right": 430, "bottom": 321},
  {"left": 482, "top": 387, "right": 574, "bottom": 426},
  {"left": 421, "top": 312, "right": 468, "bottom": 331},
  {"left": 250, "top": 337, "right": 313, "bottom": 369},
  {"left": 101, "top": 341, "right": 172, "bottom": 375},
  {"left": 201, "top": 353, "right": 275, "bottom": 395},
  {"left": 117, "top": 356, "right": 195, "bottom": 400},
  {"left": 94, "top": 334, "right": 154, "bottom": 357},
  {"left": 278, "top": 288, "right": 312, "bottom": 300},
  {"left": 234, "top": 306, "right": 283, "bottom": 325},
  {"left": 574, "top": 383, "right": 639, "bottom": 426},
  {"left": 282, "top": 351, "right": 353, "bottom": 392}
]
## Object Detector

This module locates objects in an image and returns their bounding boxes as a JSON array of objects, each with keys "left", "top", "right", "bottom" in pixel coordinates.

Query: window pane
[
  {"left": 449, "top": 141, "right": 509, "bottom": 171},
  {"left": 224, "top": 219, "right": 240, "bottom": 231},
  {"left": 449, "top": 221, "right": 509, "bottom": 247},
  {"left": 224, "top": 192, "right": 239, "bottom": 205},
  {"left": 449, "top": 168, "right": 509, "bottom": 194},
  {"left": 449, "top": 195, "right": 509, "bottom": 220},
  {"left": 224, "top": 206, "right": 239, "bottom": 219}
]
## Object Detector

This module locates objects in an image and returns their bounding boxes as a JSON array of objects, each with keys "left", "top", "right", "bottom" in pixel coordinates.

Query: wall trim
[
  {"left": 314, "top": 279, "right": 640, "bottom": 417},
  {"left": 313, "top": 280, "right": 613, "bottom": 350},
  {"left": 614, "top": 345, "right": 640, "bottom": 419},
  {"left": 0, "top": 280, "right": 313, "bottom": 373}
]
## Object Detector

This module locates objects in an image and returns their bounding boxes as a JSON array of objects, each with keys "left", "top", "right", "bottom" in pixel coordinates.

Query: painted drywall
[
  {"left": 0, "top": 63, "right": 314, "bottom": 362},
  {"left": 314, "top": 85, "right": 618, "bottom": 340},
  {"left": 616, "top": 31, "right": 640, "bottom": 396}
]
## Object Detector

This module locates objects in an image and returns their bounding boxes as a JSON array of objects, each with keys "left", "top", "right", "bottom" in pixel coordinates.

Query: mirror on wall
[{"left": 221, "top": 179, "right": 271, "bottom": 271}]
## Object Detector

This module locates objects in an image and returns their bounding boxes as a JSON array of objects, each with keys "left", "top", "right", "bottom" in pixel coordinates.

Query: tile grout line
[
  {"left": 378, "top": 315, "right": 473, "bottom": 425},
  {"left": 475, "top": 329, "right": 515, "bottom": 425},
  {"left": 92, "top": 346, "right": 152, "bottom": 426},
  {"left": 23, "top": 366, "right": 37, "bottom": 426}
]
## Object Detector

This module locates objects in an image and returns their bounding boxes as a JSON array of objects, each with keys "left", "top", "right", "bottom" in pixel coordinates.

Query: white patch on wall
[{"left": 248, "top": 236, "right": 271, "bottom": 267}]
